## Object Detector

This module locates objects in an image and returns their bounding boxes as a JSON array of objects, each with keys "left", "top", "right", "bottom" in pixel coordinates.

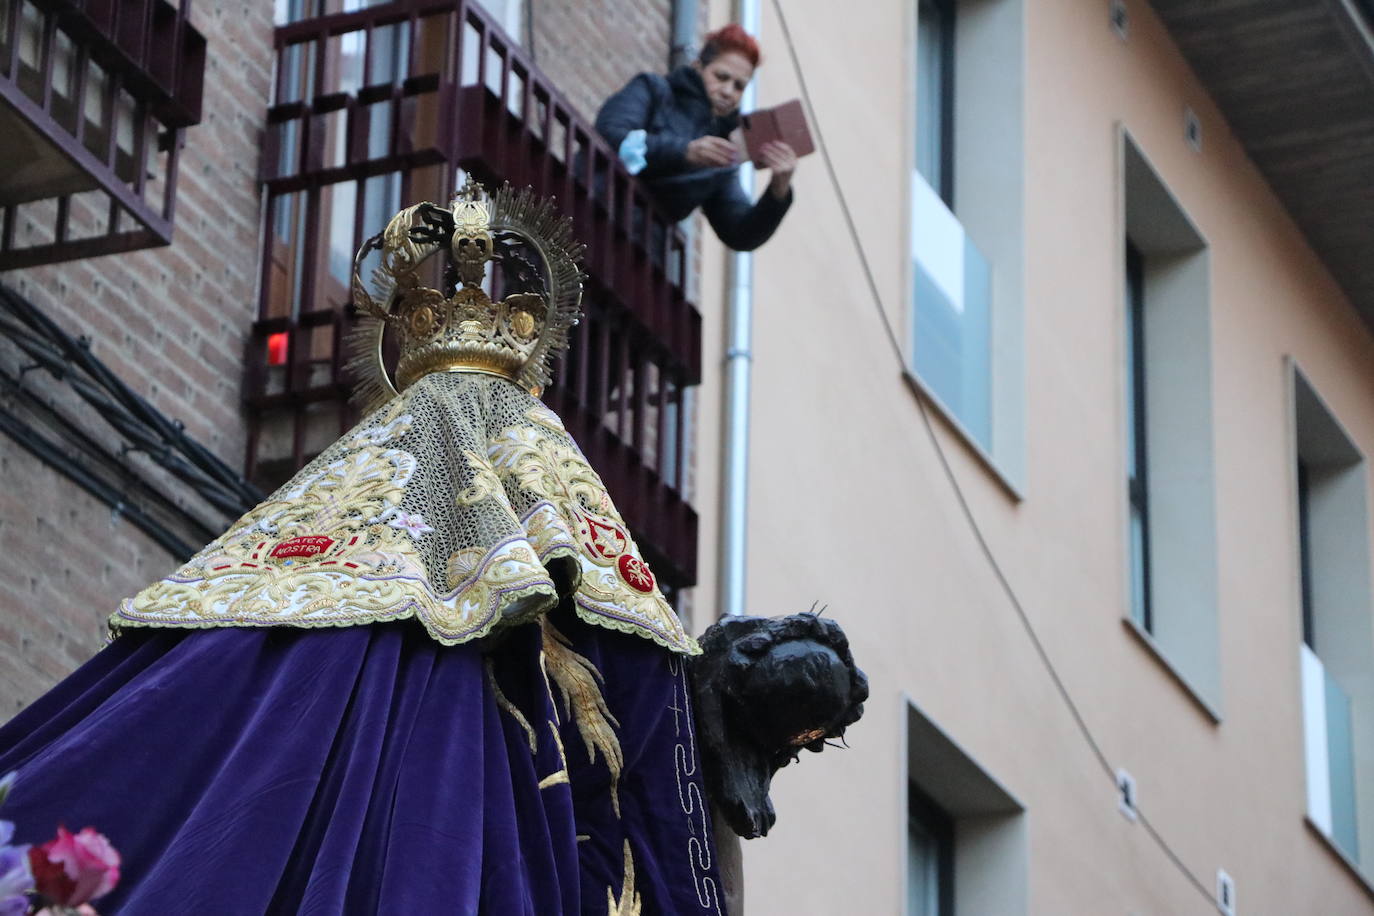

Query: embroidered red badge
[
  {"left": 268, "top": 535, "right": 336, "bottom": 560},
  {"left": 617, "top": 554, "right": 655, "bottom": 593},
  {"left": 582, "top": 516, "right": 629, "bottom": 560}
]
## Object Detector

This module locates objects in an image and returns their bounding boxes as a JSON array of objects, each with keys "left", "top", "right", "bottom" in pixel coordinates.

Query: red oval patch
[{"left": 617, "top": 554, "right": 655, "bottom": 593}]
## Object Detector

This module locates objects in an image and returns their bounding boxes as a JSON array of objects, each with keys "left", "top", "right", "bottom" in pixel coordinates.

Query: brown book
[{"left": 740, "top": 99, "right": 815, "bottom": 167}]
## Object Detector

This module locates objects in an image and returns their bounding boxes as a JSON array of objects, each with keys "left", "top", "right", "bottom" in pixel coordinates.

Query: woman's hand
[
  {"left": 686, "top": 136, "right": 741, "bottom": 168},
  {"left": 759, "top": 141, "right": 798, "bottom": 199}
]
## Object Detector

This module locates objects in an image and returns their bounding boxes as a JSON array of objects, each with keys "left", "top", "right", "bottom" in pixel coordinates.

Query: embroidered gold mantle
[{"left": 115, "top": 372, "right": 698, "bottom": 654}]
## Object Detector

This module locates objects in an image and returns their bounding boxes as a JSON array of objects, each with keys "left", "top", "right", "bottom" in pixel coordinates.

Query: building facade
[
  {"left": 2, "top": 0, "right": 1373, "bottom": 913},
  {"left": 693, "top": 0, "right": 1374, "bottom": 913}
]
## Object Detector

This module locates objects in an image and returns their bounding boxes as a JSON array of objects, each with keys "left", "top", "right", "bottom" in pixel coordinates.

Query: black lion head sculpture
[{"left": 690, "top": 612, "right": 868, "bottom": 839}]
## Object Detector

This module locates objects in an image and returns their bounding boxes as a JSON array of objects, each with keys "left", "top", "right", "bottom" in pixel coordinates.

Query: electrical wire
[{"left": 765, "top": 0, "right": 1219, "bottom": 906}]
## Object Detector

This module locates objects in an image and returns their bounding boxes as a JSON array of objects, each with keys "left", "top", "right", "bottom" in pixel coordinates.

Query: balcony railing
[
  {"left": 0, "top": 0, "right": 206, "bottom": 268},
  {"left": 250, "top": 0, "right": 700, "bottom": 589}
]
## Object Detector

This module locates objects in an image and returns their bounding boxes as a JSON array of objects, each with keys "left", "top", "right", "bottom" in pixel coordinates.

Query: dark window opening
[
  {"left": 1125, "top": 239, "right": 1152, "bottom": 631},
  {"left": 907, "top": 781, "right": 955, "bottom": 916},
  {"left": 916, "top": 0, "right": 956, "bottom": 205},
  {"left": 1297, "top": 459, "right": 1315, "bottom": 648}
]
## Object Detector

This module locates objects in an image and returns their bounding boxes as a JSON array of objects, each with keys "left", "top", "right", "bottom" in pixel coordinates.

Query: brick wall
[
  {"left": 530, "top": 0, "right": 675, "bottom": 124},
  {"left": 0, "top": 0, "right": 274, "bottom": 712}
]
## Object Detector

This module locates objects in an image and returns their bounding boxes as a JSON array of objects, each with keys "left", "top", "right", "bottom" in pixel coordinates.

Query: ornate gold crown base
[{"left": 395, "top": 344, "right": 522, "bottom": 389}]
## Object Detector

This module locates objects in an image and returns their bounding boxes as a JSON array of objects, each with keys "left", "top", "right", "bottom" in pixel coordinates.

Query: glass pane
[
  {"left": 915, "top": 0, "right": 947, "bottom": 197},
  {"left": 1297, "top": 462, "right": 1315, "bottom": 647},
  {"left": 911, "top": 172, "right": 992, "bottom": 450},
  {"left": 277, "top": 118, "right": 301, "bottom": 178},
  {"left": 662, "top": 377, "right": 679, "bottom": 489},
  {"left": 324, "top": 180, "right": 359, "bottom": 294},
  {"left": 475, "top": 0, "right": 523, "bottom": 41},
  {"left": 321, "top": 107, "right": 348, "bottom": 169},
  {"left": 278, "top": 40, "right": 316, "bottom": 104},
  {"left": 1124, "top": 295, "right": 1138, "bottom": 479},
  {"left": 16, "top": 2, "right": 41, "bottom": 77},
  {"left": 1325, "top": 670, "right": 1360, "bottom": 861},
  {"left": 1125, "top": 242, "right": 1146, "bottom": 481},
  {"left": 266, "top": 191, "right": 308, "bottom": 320},
  {"left": 274, "top": 0, "right": 311, "bottom": 26},
  {"left": 369, "top": 21, "right": 410, "bottom": 85},
  {"left": 330, "top": 28, "right": 366, "bottom": 96},
  {"left": 1129, "top": 506, "right": 1148, "bottom": 628},
  {"left": 907, "top": 816, "right": 940, "bottom": 916},
  {"left": 362, "top": 172, "right": 401, "bottom": 237}
]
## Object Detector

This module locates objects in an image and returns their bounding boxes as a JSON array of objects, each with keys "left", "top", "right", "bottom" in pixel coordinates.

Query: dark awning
[{"left": 1152, "top": 0, "right": 1374, "bottom": 332}]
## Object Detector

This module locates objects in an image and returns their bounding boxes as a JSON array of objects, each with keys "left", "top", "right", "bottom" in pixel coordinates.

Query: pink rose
[{"left": 29, "top": 826, "right": 120, "bottom": 906}]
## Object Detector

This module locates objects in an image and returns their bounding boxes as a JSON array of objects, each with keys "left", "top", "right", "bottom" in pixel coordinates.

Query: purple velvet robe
[{"left": 0, "top": 606, "right": 728, "bottom": 913}]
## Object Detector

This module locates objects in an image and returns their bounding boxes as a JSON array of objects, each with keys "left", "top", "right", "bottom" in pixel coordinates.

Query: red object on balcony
[
  {"left": 0, "top": 0, "right": 208, "bottom": 269},
  {"left": 247, "top": 0, "right": 701, "bottom": 591},
  {"left": 267, "top": 331, "right": 288, "bottom": 366}
]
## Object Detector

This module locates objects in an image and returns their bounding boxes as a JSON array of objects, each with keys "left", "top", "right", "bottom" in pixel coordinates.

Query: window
[
  {"left": 907, "top": 783, "right": 954, "bottom": 916},
  {"left": 908, "top": 0, "right": 1025, "bottom": 486},
  {"left": 1120, "top": 133, "right": 1220, "bottom": 716},
  {"left": 906, "top": 701, "right": 1027, "bottom": 915},
  {"left": 1293, "top": 366, "right": 1373, "bottom": 873}
]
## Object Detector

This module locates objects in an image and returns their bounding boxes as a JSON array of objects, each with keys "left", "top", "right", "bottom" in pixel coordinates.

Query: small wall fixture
[
  {"left": 1185, "top": 107, "right": 1203, "bottom": 152},
  {"left": 1111, "top": 0, "right": 1129, "bottom": 39},
  {"left": 1116, "top": 768, "right": 1138, "bottom": 821},
  {"left": 1216, "top": 869, "right": 1236, "bottom": 915}
]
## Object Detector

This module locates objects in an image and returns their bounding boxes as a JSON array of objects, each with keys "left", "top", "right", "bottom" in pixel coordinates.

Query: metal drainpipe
[
  {"left": 719, "top": 0, "right": 760, "bottom": 618},
  {"left": 669, "top": 0, "right": 698, "bottom": 69}
]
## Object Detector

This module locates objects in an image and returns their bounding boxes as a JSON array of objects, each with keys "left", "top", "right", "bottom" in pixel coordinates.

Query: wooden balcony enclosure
[
  {"left": 0, "top": 0, "right": 206, "bottom": 268},
  {"left": 251, "top": 0, "right": 701, "bottom": 590}
]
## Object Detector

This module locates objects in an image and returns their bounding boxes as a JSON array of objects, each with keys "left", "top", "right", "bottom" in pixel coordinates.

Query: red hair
[{"left": 699, "top": 24, "right": 761, "bottom": 68}]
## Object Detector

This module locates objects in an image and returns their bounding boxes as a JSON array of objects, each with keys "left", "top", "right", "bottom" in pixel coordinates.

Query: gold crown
[{"left": 347, "top": 181, "right": 585, "bottom": 409}]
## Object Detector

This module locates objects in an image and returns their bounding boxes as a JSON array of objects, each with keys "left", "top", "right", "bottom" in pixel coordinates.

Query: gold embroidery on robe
[
  {"left": 111, "top": 372, "right": 698, "bottom": 654},
  {"left": 485, "top": 407, "right": 690, "bottom": 650},
  {"left": 607, "top": 841, "right": 643, "bottom": 916},
  {"left": 542, "top": 617, "right": 624, "bottom": 817}
]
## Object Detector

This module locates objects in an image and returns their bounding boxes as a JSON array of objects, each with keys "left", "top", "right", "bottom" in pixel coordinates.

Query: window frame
[
  {"left": 1291, "top": 362, "right": 1374, "bottom": 871},
  {"left": 1117, "top": 130, "right": 1220, "bottom": 719}
]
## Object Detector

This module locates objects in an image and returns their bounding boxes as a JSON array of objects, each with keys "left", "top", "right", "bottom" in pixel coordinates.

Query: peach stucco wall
[{"left": 691, "top": 0, "right": 1374, "bottom": 912}]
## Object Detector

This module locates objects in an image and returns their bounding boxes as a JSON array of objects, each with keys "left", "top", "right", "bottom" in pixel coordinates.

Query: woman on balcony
[{"left": 595, "top": 24, "right": 797, "bottom": 252}]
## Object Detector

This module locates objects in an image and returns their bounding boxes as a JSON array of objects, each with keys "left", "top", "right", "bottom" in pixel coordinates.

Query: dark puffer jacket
[{"left": 594, "top": 66, "right": 792, "bottom": 252}]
